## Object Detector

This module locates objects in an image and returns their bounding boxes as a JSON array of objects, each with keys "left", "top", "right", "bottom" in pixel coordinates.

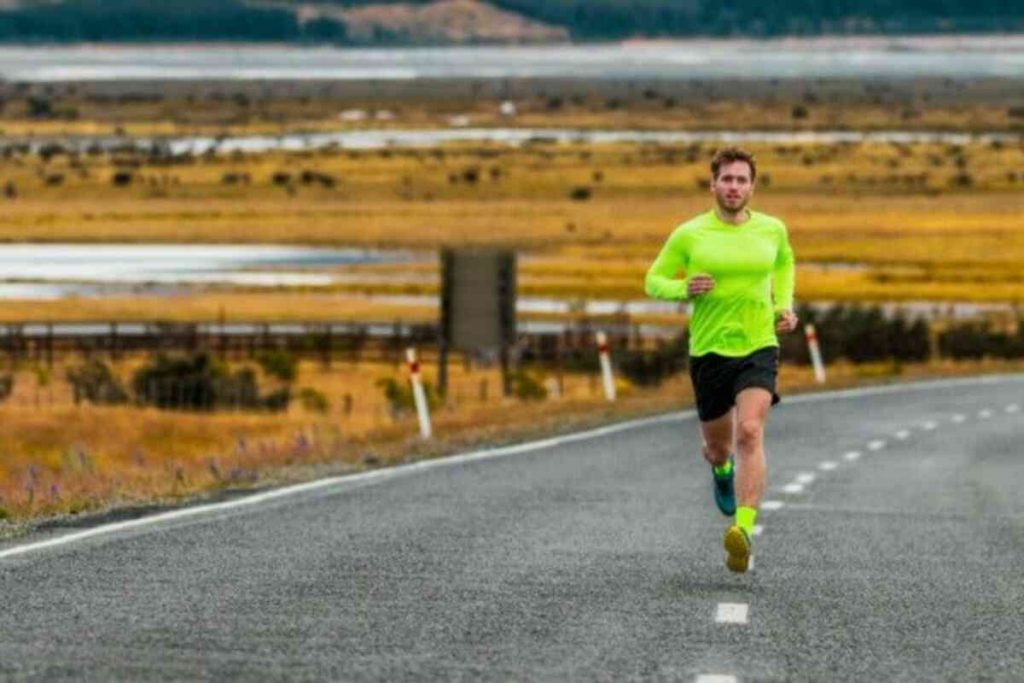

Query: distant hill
[
  {"left": 286, "top": 0, "right": 567, "bottom": 45},
  {"left": 1, "top": 0, "right": 1022, "bottom": 44}
]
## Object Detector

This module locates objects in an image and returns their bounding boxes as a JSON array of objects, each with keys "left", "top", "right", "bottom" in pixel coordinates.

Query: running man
[{"left": 644, "top": 147, "right": 797, "bottom": 573}]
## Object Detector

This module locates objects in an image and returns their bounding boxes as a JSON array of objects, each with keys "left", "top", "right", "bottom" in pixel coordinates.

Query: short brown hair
[{"left": 711, "top": 147, "right": 757, "bottom": 181}]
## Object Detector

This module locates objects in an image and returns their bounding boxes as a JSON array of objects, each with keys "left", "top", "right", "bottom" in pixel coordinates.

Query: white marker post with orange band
[
  {"left": 596, "top": 331, "right": 617, "bottom": 402},
  {"left": 804, "top": 323, "right": 826, "bottom": 384},
  {"left": 406, "top": 347, "right": 433, "bottom": 439}
]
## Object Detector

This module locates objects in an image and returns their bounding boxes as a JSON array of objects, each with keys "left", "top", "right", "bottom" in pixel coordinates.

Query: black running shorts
[{"left": 688, "top": 346, "right": 781, "bottom": 422}]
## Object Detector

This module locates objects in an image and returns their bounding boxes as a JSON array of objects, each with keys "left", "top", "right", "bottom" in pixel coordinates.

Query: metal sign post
[{"left": 439, "top": 248, "right": 517, "bottom": 397}]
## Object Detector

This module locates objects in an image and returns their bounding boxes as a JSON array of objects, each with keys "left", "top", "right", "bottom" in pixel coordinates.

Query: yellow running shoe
[{"left": 723, "top": 525, "right": 752, "bottom": 573}]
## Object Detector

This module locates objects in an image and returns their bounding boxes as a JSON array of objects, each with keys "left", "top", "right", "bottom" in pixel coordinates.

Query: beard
[{"left": 715, "top": 192, "right": 749, "bottom": 214}]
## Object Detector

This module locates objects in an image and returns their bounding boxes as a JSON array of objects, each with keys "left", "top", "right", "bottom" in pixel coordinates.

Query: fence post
[
  {"left": 46, "top": 322, "right": 54, "bottom": 368},
  {"left": 322, "top": 324, "right": 333, "bottom": 368},
  {"left": 596, "top": 330, "right": 617, "bottom": 401},
  {"left": 109, "top": 322, "right": 119, "bottom": 361},
  {"left": 406, "top": 347, "right": 432, "bottom": 439},
  {"left": 804, "top": 323, "right": 827, "bottom": 384},
  {"left": 928, "top": 321, "right": 942, "bottom": 361}
]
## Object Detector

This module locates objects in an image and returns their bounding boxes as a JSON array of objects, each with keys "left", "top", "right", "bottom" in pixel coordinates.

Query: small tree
[
  {"left": 376, "top": 376, "right": 439, "bottom": 418},
  {"left": 0, "top": 374, "right": 13, "bottom": 403},
  {"left": 614, "top": 332, "right": 689, "bottom": 387},
  {"left": 569, "top": 186, "right": 592, "bottom": 201},
  {"left": 66, "top": 359, "right": 129, "bottom": 405},
  {"left": 298, "top": 387, "right": 330, "bottom": 414},
  {"left": 508, "top": 369, "right": 548, "bottom": 401},
  {"left": 257, "top": 349, "right": 298, "bottom": 382},
  {"left": 132, "top": 352, "right": 289, "bottom": 412}
]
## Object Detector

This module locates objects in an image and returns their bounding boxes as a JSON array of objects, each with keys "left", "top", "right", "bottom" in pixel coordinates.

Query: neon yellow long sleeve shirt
[{"left": 645, "top": 209, "right": 795, "bottom": 358}]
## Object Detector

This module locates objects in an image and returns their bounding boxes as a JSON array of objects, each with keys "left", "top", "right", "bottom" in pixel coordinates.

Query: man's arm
[
  {"left": 772, "top": 223, "right": 795, "bottom": 313},
  {"left": 773, "top": 222, "right": 798, "bottom": 333},
  {"left": 644, "top": 228, "right": 690, "bottom": 301}
]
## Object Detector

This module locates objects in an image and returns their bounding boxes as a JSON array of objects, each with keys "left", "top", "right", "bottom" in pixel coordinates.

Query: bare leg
[
  {"left": 734, "top": 387, "right": 773, "bottom": 507},
  {"left": 699, "top": 407, "right": 735, "bottom": 468}
]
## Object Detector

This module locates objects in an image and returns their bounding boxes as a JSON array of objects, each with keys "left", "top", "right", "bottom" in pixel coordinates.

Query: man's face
[{"left": 711, "top": 160, "right": 755, "bottom": 213}]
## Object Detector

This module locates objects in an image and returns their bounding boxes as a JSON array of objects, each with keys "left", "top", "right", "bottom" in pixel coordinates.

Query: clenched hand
[
  {"left": 775, "top": 309, "right": 799, "bottom": 334},
  {"left": 686, "top": 274, "right": 715, "bottom": 298}
]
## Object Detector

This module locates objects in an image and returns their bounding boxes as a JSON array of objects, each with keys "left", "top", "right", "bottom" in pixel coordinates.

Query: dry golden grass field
[{"left": 1, "top": 137, "right": 1023, "bottom": 324}]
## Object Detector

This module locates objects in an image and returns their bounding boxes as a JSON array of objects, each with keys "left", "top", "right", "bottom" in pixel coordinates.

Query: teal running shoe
[{"left": 712, "top": 459, "right": 736, "bottom": 516}]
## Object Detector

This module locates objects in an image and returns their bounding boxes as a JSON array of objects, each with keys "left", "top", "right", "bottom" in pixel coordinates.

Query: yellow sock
[
  {"left": 735, "top": 506, "right": 757, "bottom": 535},
  {"left": 712, "top": 459, "right": 733, "bottom": 477}
]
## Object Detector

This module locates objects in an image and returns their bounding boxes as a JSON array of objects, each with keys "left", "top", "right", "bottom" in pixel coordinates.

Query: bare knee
[{"left": 736, "top": 418, "right": 763, "bottom": 452}]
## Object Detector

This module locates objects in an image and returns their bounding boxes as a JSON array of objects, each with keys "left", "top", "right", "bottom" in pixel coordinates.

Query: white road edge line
[
  {"left": 3, "top": 373, "right": 1023, "bottom": 561},
  {"left": 715, "top": 603, "right": 749, "bottom": 625}
]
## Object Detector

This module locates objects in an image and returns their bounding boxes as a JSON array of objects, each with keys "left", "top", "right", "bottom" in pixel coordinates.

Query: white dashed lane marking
[
  {"left": 762, "top": 500, "right": 784, "bottom": 511},
  {"left": 921, "top": 420, "right": 938, "bottom": 431},
  {"left": 894, "top": 429, "right": 910, "bottom": 440},
  {"left": 715, "top": 603, "right": 749, "bottom": 625},
  {"left": 1007, "top": 404, "right": 1020, "bottom": 414},
  {"left": 695, "top": 675, "right": 738, "bottom": 683},
  {"left": 978, "top": 409, "right": 993, "bottom": 419},
  {"left": 782, "top": 483, "right": 804, "bottom": 494},
  {"left": 867, "top": 440, "right": 887, "bottom": 451},
  {"left": 818, "top": 461, "right": 838, "bottom": 471},
  {"left": 795, "top": 472, "right": 815, "bottom": 485},
  {"left": 951, "top": 414, "right": 966, "bottom": 423},
  {"left": 752, "top": 524, "right": 764, "bottom": 537},
  {"left": 844, "top": 450, "right": 862, "bottom": 462}
]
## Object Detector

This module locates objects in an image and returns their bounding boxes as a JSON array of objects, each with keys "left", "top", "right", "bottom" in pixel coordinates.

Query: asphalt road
[{"left": 1, "top": 375, "right": 1023, "bottom": 681}]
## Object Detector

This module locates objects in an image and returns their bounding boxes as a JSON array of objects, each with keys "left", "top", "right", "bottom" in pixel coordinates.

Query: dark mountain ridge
[{"left": 0, "top": 0, "right": 1021, "bottom": 44}]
